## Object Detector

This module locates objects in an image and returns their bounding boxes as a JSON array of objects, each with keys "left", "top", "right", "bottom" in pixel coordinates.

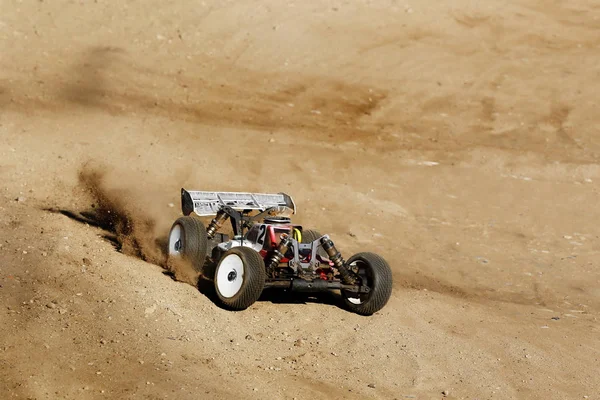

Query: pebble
[
  {"left": 168, "top": 203, "right": 174, "bottom": 208},
  {"left": 269, "top": 138, "right": 276, "bottom": 143},
  {"left": 16, "top": 196, "right": 26, "bottom": 202},
  {"left": 294, "top": 339, "right": 304, "bottom": 347},
  {"left": 245, "top": 335, "right": 253, "bottom": 340},
  {"left": 442, "top": 390, "right": 449, "bottom": 396},
  {"left": 368, "top": 383, "right": 376, "bottom": 388},
  {"left": 46, "top": 302, "right": 57, "bottom": 309}
]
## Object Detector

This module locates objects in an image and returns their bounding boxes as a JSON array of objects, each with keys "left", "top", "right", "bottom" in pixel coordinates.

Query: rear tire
[
  {"left": 214, "top": 247, "right": 266, "bottom": 310},
  {"left": 341, "top": 252, "right": 393, "bottom": 315},
  {"left": 167, "top": 216, "right": 208, "bottom": 273}
]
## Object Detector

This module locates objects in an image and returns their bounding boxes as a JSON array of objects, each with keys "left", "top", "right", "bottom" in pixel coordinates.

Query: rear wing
[{"left": 181, "top": 189, "right": 296, "bottom": 217}]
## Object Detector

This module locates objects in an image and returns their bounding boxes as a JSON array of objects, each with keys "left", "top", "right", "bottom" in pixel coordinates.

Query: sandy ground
[{"left": 1, "top": 0, "right": 599, "bottom": 399}]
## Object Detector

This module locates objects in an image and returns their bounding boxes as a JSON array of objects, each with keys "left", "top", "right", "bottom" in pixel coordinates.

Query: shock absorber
[
  {"left": 267, "top": 233, "right": 292, "bottom": 275},
  {"left": 206, "top": 211, "right": 229, "bottom": 239},
  {"left": 320, "top": 237, "right": 355, "bottom": 285}
]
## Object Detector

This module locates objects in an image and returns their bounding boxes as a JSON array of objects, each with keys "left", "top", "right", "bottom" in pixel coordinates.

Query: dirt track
[{"left": 1, "top": 0, "right": 599, "bottom": 399}]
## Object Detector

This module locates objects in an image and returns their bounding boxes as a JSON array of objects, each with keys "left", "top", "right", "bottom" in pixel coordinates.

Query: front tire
[
  {"left": 167, "top": 216, "right": 208, "bottom": 273},
  {"left": 214, "top": 247, "right": 266, "bottom": 310},
  {"left": 341, "top": 252, "right": 393, "bottom": 315}
]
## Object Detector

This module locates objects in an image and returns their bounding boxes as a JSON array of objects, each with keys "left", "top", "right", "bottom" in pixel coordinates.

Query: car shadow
[{"left": 258, "top": 288, "right": 343, "bottom": 308}]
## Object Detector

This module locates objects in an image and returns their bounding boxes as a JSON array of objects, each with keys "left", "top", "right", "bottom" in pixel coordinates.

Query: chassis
[{"left": 167, "top": 189, "right": 393, "bottom": 315}]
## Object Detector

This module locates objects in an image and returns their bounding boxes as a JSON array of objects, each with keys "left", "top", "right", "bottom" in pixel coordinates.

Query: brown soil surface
[{"left": 1, "top": 1, "right": 599, "bottom": 399}]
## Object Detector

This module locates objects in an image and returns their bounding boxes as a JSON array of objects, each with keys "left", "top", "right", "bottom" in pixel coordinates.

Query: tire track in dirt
[{"left": 3, "top": 47, "right": 389, "bottom": 145}]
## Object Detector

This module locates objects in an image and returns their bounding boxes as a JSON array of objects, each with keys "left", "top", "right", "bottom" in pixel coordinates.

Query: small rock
[
  {"left": 442, "top": 390, "right": 449, "bottom": 396},
  {"left": 22, "top": 250, "right": 28, "bottom": 254},
  {"left": 245, "top": 335, "right": 253, "bottom": 340},
  {"left": 46, "top": 302, "right": 57, "bottom": 309},
  {"left": 99, "top": 339, "right": 106, "bottom": 345},
  {"left": 42, "top": 252, "right": 47, "bottom": 257},
  {"left": 368, "top": 383, "right": 376, "bottom": 389},
  {"left": 16, "top": 196, "right": 26, "bottom": 203},
  {"left": 58, "top": 308, "right": 68, "bottom": 314},
  {"left": 168, "top": 203, "right": 174, "bottom": 208},
  {"left": 269, "top": 138, "right": 276, "bottom": 143},
  {"left": 294, "top": 339, "right": 304, "bottom": 347},
  {"left": 82, "top": 258, "right": 91, "bottom": 266},
  {"left": 96, "top": 371, "right": 102, "bottom": 375},
  {"left": 551, "top": 317, "right": 560, "bottom": 321}
]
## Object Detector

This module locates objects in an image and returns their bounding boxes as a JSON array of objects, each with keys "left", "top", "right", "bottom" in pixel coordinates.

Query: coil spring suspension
[
  {"left": 321, "top": 238, "right": 356, "bottom": 285},
  {"left": 267, "top": 233, "right": 292, "bottom": 276},
  {"left": 206, "top": 211, "right": 229, "bottom": 239}
]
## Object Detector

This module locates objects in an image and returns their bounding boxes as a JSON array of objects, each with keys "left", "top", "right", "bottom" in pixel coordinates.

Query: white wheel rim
[
  {"left": 347, "top": 296, "right": 362, "bottom": 305},
  {"left": 216, "top": 254, "right": 245, "bottom": 298},
  {"left": 168, "top": 224, "right": 183, "bottom": 256},
  {"left": 346, "top": 261, "right": 364, "bottom": 304}
]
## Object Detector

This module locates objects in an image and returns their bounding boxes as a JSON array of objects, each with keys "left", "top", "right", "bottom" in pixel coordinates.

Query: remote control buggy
[{"left": 167, "top": 189, "right": 393, "bottom": 315}]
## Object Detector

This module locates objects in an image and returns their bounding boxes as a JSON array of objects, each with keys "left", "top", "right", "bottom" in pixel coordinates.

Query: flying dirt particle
[{"left": 77, "top": 163, "right": 167, "bottom": 266}]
